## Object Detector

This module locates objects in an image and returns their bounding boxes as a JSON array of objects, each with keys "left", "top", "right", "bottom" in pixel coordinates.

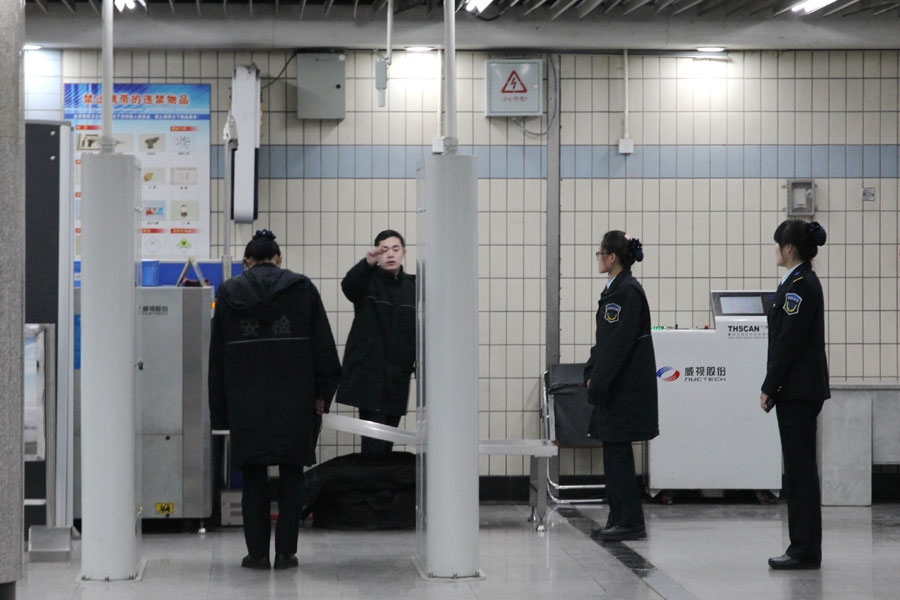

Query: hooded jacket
[
  {"left": 336, "top": 260, "right": 416, "bottom": 416},
  {"left": 583, "top": 270, "right": 659, "bottom": 442},
  {"left": 209, "top": 263, "right": 342, "bottom": 468}
]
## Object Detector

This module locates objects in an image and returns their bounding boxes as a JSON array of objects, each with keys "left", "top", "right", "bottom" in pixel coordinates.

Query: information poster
[{"left": 64, "top": 83, "right": 211, "bottom": 259}]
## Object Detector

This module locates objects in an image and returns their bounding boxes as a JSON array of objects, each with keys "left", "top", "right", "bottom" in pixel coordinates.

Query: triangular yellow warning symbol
[{"left": 501, "top": 71, "right": 528, "bottom": 94}]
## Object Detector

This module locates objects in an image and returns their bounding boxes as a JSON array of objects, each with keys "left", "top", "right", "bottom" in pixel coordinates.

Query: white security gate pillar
[
  {"left": 79, "top": 0, "right": 141, "bottom": 580},
  {"left": 416, "top": 153, "right": 479, "bottom": 579},
  {"left": 79, "top": 152, "right": 142, "bottom": 581}
]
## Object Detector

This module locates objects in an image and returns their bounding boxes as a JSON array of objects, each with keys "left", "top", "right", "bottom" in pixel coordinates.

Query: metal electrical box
[
  {"left": 485, "top": 59, "right": 544, "bottom": 118},
  {"left": 296, "top": 53, "right": 346, "bottom": 121},
  {"left": 74, "top": 286, "right": 214, "bottom": 520}
]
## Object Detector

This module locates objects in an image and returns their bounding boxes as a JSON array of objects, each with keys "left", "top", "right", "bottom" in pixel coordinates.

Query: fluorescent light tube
[
  {"left": 791, "top": 0, "right": 839, "bottom": 14},
  {"left": 465, "top": 0, "right": 494, "bottom": 13}
]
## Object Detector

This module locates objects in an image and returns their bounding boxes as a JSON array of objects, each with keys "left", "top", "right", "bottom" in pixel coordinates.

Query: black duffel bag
[{"left": 302, "top": 451, "right": 415, "bottom": 530}]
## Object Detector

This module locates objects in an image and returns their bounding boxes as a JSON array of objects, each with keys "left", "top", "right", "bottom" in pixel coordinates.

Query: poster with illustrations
[{"left": 64, "top": 83, "right": 211, "bottom": 259}]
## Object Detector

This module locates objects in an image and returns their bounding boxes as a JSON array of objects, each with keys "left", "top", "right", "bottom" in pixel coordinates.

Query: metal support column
[
  {"left": 545, "top": 53, "right": 561, "bottom": 370},
  {"left": 0, "top": 0, "right": 26, "bottom": 596}
]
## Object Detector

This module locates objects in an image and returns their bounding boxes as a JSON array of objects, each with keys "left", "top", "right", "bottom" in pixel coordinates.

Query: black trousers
[
  {"left": 776, "top": 400, "right": 823, "bottom": 563},
  {"left": 603, "top": 441, "right": 645, "bottom": 530},
  {"left": 241, "top": 464, "right": 304, "bottom": 559},
  {"left": 358, "top": 409, "right": 403, "bottom": 454}
]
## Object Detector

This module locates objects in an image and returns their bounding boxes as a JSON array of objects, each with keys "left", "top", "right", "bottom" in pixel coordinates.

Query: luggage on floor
[{"left": 302, "top": 451, "right": 415, "bottom": 530}]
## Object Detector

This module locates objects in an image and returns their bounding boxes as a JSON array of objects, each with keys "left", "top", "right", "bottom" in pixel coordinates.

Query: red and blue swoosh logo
[{"left": 656, "top": 366, "right": 680, "bottom": 381}]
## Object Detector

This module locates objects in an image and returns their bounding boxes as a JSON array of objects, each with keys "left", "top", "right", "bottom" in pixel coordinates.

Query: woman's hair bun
[
  {"left": 253, "top": 229, "right": 277, "bottom": 241},
  {"left": 807, "top": 221, "right": 827, "bottom": 247},
  {"left": 629, "top": 237, "right": 644, "bottom": 262}
]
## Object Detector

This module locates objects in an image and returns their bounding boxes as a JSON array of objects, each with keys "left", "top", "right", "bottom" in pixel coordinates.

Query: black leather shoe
[
  {"left": 241, "top": 555, "right": 271, "bottom": 569},
  {"left": 597, "top": 526, "right": 647, "bottom": 542},
  {"left": 768, "top": 554, "right": 820, "bottom": 570},
  {"left": 590, "top": 523, "right": 618, "bottom": 538},
  {"left": 274, "top": 554, "right": 299, "bottom": 569}
]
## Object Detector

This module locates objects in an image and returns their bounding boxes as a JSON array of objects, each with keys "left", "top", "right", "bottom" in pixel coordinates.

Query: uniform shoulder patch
[
  {"left": 604, "top": 303, "right": 622, "bottom": 323},
  {"left": 783, "top": 292, "right": 802, "bottom": 315}
]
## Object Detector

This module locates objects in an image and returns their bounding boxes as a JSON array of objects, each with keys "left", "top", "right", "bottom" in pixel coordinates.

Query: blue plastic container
[{"left": 141, "top": 260, "right": 160, "bottom": 286}]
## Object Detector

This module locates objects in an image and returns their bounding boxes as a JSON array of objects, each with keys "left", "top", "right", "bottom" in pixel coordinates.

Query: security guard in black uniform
[
  {"left": 761, "top": 219, "right": 829, "bottom": 570},
  {"left": 209, "top": 230, "right": 342, "bottom": 570},
  {"left": 337, "top": 230, "right": 416, "bottom": 453},
  {"left": 583, "top": 231, "right": 659, "bottom": 542}
]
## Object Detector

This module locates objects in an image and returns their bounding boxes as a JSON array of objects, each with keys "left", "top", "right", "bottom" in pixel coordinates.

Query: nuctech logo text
[{"left": 656, "top": 366, "right": 680, "bottom": 381}]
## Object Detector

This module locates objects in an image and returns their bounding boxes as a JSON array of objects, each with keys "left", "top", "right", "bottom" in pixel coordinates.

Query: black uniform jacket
[
  {"left": 761, "top": 261, "right": 830, "bottom": 404},
  {"left": 583, "top": 271, "right": 659, "bottom": 442},
  {"left": 209, "top": 263, "right": 342, "bottom": 468},
  {"left": 336, "top": 260, "right": 416, "bottom": 416}
]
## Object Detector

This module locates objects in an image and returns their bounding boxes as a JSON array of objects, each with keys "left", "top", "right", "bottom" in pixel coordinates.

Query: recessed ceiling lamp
[
  {"left": 697, "top": 47, "right": 725, "bottom": 53},
  {"left": 23, "top": 44, "right": 42, "bottom": 51},
  {"left": 465, "top": 0, "right": 494, "bottom": 13},
  {"left": 791, "top": 0, "right": 839, "bottom": 14},
  {"left": 406, "top": 46, "right": 435, "bottom": 53}
]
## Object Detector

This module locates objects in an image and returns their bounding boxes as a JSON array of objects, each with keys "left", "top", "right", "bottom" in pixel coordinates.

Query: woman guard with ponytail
[
  {"left": 583, "top": 231, "right": 659, "bottom": 542},
  {"left": 762, "top": 220, "right": 829, "bottom": 570}
]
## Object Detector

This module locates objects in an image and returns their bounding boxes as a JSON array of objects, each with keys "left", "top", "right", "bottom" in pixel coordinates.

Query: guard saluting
[
  {"left": 761, "top": 220, "right": 829, "bottom": 570},
  {"left": 336, "top": 230, "right": 416, "bottom": 453},
  {"left": 583, "top": 231, "right": 658, "bottom": 542}
]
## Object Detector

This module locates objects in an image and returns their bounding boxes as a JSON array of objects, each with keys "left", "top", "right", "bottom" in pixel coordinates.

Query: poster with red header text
[{"left": 65, "top": 83, "right": 211, "bottom": 259}]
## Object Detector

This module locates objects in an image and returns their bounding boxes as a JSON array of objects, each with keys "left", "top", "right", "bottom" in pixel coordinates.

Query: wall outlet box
[
  {"left": 862, "top": 187, "right": 876, "bottom": 202},
  {"left": 618, "top": 138, "right": 634, "bottom": 154},
  {"left": 787, "top": 179, "right": 816, "bottom": 216}
]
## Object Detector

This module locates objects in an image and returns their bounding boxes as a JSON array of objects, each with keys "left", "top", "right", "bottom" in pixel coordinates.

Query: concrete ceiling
[{"left": 24, "top": 0, "right": 900, "bottom": 49}]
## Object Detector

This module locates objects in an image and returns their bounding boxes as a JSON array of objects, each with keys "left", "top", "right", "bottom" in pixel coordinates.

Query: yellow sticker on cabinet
[{"left": 155, "top": 502, "right": 174, "bottom": 515}]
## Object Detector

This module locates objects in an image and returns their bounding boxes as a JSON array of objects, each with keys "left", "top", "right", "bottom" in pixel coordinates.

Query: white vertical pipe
[
  {"left": 442, "top": 0, "right": 457, "bottom": 149},
  {"left": 436, "top": 49, "right": 444, "bottom": 140},
  {"left": 386, "top": 0, "right": 393, "bottom": 65},
  {"left": 100, "top": 0, "right": 114, "bottom": 153},
  {"left": 623, "top": 48, "right": 630, "bottom": 139},
  {"left": 222, "top": 115, "right": 236, "bottom": 281}
]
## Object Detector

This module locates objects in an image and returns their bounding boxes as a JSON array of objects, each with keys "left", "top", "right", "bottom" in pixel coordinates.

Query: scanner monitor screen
[{"left": 719, "top": 295, "right": 764, "bottom": 315}]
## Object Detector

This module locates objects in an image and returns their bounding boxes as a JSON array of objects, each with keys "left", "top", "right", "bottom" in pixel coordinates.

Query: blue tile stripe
[{"left": 210, "top": 144, "right": 900, "bottom": 180}]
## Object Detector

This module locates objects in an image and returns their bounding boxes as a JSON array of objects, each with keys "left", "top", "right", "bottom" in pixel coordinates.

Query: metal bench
[{"left": 321, "top": 414, "right": 557, "bottom": 531}]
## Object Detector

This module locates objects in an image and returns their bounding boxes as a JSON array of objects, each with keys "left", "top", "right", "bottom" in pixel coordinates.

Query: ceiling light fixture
[
  {"left": 405, "top": 46, "right": 435, "bottom": 53},
  {"left": 114, "top": 0, "right": 146, "bottom": 11},
  {"left": 791, "top": 0, "right": 839, "bottom": 14},
  {"left": 465, "top": 0, "right": 494, "bottom": 13},
  {"left": 23, "top": 44, "right": 42, "bottom": 51},
  {"left": 697, "top": 47, "right": 725, "bottom": 53}
]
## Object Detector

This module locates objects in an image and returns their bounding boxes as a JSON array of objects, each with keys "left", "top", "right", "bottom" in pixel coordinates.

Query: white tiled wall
[
  {"left": 39, "top": 48, "right": 899, "bottom": 478},
  {"left": 52, "top": 49, "right": 547, "bottom": 476},
  {"left": 24, "top": 49, "right": 62, "bottom": 121},
  {"left": 558, "top": 51, "right": 900, "bottom": 475}
]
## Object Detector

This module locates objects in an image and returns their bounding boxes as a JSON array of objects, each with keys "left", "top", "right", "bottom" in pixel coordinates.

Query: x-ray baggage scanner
[{"left": 648, "top": 291, "right": 782, "bottom": 496}]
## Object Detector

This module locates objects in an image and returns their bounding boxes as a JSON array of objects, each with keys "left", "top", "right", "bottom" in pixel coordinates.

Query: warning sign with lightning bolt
[{"left": 501, "top": 71, "right": 529, "bottom": 94}]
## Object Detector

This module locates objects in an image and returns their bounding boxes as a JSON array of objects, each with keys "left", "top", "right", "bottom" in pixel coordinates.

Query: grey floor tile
[{"left": 15, "top": 502, "right": 900, "bottom": 600}]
